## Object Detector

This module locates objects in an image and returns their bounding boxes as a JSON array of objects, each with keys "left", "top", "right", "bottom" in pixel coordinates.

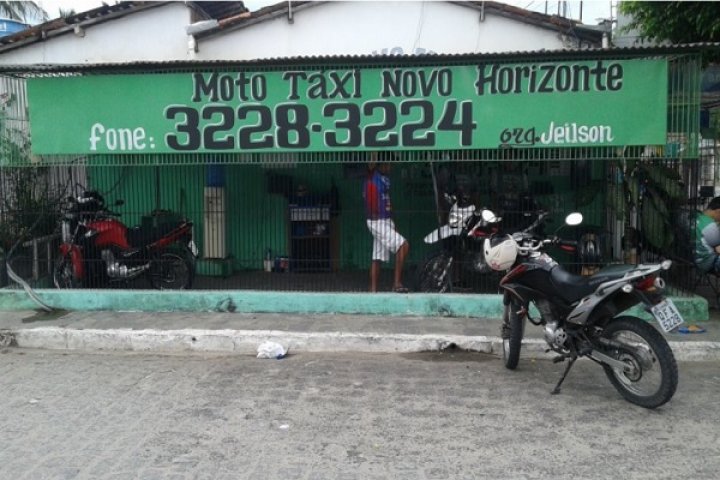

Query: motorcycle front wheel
[
  {"left": 148, "top": 249, "right": 195, "bottom": 290},
  {"left": 502, "top": 300, "right": 525, "bottom": 369},
  {"left": 415, "top": 251, "right": 452, "bottom": 293},
  {"left": 53, "top": 253, "right": 80, "bottom": 289},
  {"left": 600, "top": 316, "right": 678, "bottom": 409}
]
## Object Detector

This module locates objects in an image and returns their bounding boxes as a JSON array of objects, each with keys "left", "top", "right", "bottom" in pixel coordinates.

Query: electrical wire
[{"left": 411, "top": 1, "right": 426, "bottom": 54}]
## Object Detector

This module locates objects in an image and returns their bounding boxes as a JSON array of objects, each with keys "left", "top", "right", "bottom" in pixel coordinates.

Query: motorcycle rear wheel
[
  {"left": 53, "top": 253, "right": 80, "bottom": 289},
  {"left": 502, "top": 300, "right": 525, "bottom": 370},
  {"left": 601, "top": 316, "right": 678, "bottom": 409},
  {"left": 415, "top": 251, "right": 452, "bottom": 293},
  {"left": 148, "top": 249, "right": 195, "bottom": 290}
]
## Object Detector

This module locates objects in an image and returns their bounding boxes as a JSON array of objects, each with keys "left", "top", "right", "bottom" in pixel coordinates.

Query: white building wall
[
  {"left": 198, "top": 1, "right": 570, "bottom": 60},
  {"left": 0, "top": 1, "right": 575, "bottom": 65},
  {"left": 0, "top": 3, "right": 190, "bottom": 64}
]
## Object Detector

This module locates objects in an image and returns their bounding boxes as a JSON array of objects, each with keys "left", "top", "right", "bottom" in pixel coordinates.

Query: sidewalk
[{"left": 1, "top": 308, "right": 718, "bottom": 361}]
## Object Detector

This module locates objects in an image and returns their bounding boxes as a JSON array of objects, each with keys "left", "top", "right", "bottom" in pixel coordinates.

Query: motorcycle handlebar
[
  {"left": 516, "top": 235, "right": 576, "bottom": 254},
  {"left": 64, "top": 194, "right": 123, "bottom": 216},
  {"left": 519, "top": 210, "right": 549, "bottom": 234},
  {"left": 76, "top": 196, "right": 98, "bottom": 205},
  {"left": 66, "top": 208, "right": 120, "bottom": 219},
  {"left": 557, "top": 239, "right": 578, "bottom": 249},
  {"left": 512, "top": 212, "right": 580, "bottom": 254}
]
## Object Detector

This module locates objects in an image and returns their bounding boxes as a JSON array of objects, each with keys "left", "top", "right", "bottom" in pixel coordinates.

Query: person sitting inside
[{"left": 695, "top": 196, "right": 720, "bottom": 274}]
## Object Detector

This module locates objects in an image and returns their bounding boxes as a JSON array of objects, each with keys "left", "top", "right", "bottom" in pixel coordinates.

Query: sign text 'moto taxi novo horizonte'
[{"left": 27, "top": 59, "right": 668, "bottom": 155}]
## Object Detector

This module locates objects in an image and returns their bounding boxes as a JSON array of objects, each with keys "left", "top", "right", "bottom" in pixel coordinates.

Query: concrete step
[{"left": 1, "top": 309, "right": 718, "bottom": 361}]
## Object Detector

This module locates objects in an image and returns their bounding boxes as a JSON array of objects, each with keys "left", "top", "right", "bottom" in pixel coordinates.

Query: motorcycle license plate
[{"left": 650, "top": 299, "right": 684, "bottom": 333}]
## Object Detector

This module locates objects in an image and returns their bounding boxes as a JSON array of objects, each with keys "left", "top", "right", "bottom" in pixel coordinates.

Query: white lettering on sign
[
  {"left": 539, "top": 121, "right": 614, "bottom": 145},
  {"left": 89, "top": 123, "right": 152, "bottom": 151}
]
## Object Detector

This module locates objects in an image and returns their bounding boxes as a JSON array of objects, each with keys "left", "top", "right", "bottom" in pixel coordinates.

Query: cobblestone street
[{"left": 1, "top": 348, "right": 718, "bottom": 479}]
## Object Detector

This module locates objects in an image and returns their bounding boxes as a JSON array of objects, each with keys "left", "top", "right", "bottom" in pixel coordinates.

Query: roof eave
[
  {"left": 0, "top": 43, "right": 716, "bottom": 75},
  {"left": 194, "top": 1, "right": 321, "bottom": 41},
  {"left": 452, "top": 1, "right": 602, "bottom": 43},
  {"left": 0, "top": 1, "right": 171, "bottom": 55},
  {"left": 193, "top": 0, "right": 602, "bottom": 46}
]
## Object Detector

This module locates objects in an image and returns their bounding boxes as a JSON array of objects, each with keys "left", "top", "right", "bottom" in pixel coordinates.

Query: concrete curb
[
  {"left": 4, "top": 327, "right": 720, "bottom": 361},
  {"left": 0, "top": 289, "right": 710, "bottom": 322}
]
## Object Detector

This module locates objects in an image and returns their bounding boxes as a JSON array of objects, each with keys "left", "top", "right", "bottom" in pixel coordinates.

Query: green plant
[
  {"left": 0, "top": 1, "right": 47, "bottom": 22},
  {"left": 607, "top": 155, "right": 686, "bottom": 253},
  {"left": 0, "top": 108, "right": 64, "bottom": 252},
  {"left": 619, "top": 2, "right": 720, "bottom": 65},
  {"left": 0, "top": 167, "right": 63, "bottom": 251}
]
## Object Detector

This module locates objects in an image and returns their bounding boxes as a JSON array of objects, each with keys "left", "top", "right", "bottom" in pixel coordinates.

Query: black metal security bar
[{"left": 0, "top": 51, "right": 708, "bottom": 297}]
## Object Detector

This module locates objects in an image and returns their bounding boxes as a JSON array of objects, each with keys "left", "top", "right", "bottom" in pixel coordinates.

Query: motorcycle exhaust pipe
[
  {"left": 101, "top": 250, "right": 150, "bottom": 279},
  {"left": 106, "top": 262, "right": 150, "bottom": 279}
]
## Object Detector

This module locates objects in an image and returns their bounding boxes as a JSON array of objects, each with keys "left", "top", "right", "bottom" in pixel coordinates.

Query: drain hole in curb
[{"left": 191, "top": 337, "right": 197, "bottom": 342}]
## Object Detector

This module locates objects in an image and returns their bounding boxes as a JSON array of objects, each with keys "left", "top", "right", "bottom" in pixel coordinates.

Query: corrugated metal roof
[
  {"left": 0, "top": 1, "right": 248, "bottom": 53},
  {"left": 0, "top": 0, "right": 604, "bottom": 53},
  {"left": 194, "top": 0, "right": 603, "bottom": 43},
  {"left": 0, "top": 43, "right": 716, "bottom": 75},
  {"left": 0, "top": 1, "right": 169, "bottom": 51},
  {"left": 55, "top": 1, "right": 150, "bottom": 24},
  {"left": 190, "top": 1, "right": 248, "bottom": 19}
]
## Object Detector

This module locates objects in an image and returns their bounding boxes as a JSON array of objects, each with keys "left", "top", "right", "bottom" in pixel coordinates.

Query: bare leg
[
  {"left": 370, "top": 260, "right": 381, "bottom": 292},
  {"left": 393, "top": 241, "right": 409, "bottom": 289}
]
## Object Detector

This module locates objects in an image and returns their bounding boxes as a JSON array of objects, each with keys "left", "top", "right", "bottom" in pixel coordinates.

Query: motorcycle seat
[
  {"left": 126, "top": 227, "right": 156, "bottom": 248},
  {"left": 550, "top": 264, "right": 637, "bottom": 304},
  {"left": 127, "top": 222, "right": 184, "bottom": 248}
]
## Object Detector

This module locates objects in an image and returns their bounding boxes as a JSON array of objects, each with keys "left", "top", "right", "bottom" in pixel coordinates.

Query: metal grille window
[{"left": 0, "top": 50, "right": 706, "bottom": 296}]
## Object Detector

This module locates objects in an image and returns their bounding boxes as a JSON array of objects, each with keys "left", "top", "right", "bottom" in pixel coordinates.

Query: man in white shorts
[{"left": 363, "top": 153, "right": 409, "bottom": 292}]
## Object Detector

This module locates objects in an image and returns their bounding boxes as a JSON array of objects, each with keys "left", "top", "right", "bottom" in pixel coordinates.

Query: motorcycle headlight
[{"left": 448, "top": 211, "right": 462, "bottom": 227}]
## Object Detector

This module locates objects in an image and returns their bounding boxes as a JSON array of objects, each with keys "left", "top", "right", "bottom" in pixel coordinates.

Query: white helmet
[{"left": 484, "top": 235, "right": 518, "bottom": 271}]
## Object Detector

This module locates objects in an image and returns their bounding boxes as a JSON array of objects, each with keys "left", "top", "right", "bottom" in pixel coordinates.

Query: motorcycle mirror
[
  {"left": 114, "top": 199, "right": 125, "bottom": 207},
  {"left": 481, "top": 209, "right": 498, "bottom": 223},
  {"left": 565, "top": 212, "right": 583, "bottom": 226}
]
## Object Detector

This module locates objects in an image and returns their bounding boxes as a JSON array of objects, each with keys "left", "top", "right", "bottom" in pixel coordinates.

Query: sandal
[
  {"left": 393, "top": 286, "right": 409, "bottom": 293},
  {"left": 678, "top": 325, "right": 706, "bottom": 334}
]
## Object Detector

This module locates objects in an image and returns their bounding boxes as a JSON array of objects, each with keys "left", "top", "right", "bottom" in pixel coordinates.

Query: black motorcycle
[{"left": 485, "top": 211, "right": 681, "bottom": 409}]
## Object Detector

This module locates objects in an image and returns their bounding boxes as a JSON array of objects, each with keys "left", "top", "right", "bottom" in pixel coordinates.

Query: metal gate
[{"left": 0, "top": 52, "right": 706, "bottom": 295}]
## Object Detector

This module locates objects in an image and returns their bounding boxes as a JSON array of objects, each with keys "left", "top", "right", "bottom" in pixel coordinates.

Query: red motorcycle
[{"left": 54, "top": 191, "right": 197, "bottom": 289}]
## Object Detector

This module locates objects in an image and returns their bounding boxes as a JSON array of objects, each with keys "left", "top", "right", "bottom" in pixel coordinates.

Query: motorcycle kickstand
[{"left": 551, "top": 354, "right": 577, "bottom": 395}]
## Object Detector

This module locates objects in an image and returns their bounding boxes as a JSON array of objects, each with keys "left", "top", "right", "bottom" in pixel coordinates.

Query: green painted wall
[
  {"left": 87, "top": 159, "right": 608, "bottom": 275},
  {"left": 0, "top": 288, "right": 709, "bottom": 322}
]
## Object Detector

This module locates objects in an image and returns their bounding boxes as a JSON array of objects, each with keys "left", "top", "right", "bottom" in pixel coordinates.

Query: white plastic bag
[{"left": 256, "top": 341, "right": 287, "bottom": 359}]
